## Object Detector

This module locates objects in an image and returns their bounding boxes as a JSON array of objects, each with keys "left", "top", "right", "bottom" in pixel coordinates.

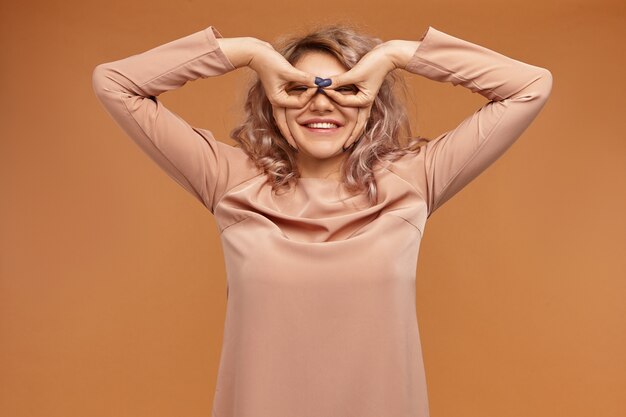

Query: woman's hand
[
  {"left": 248, "top": 40, "right": 319, "bottom": 108},
  {"left": 325, "top": 40, "right": 420, "bottom": 150},
  {"left": 320, "top": 42, "right": 399, "bottom": 149},
  {"left": 247, "top": 40, "right": 319, "bottom": 150},
  {"left": 323, "top": 40, "right": 421, "bottom": 108}
]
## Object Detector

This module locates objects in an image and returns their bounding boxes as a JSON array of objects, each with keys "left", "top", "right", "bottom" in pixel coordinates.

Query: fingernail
[{"left": 314, "top": 77, "right": 332, "bottom": 87}]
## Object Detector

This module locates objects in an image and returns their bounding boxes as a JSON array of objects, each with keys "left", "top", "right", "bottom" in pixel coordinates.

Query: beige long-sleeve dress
[{"left": 92, "top": 23, "right": 552, "bottom": 417}]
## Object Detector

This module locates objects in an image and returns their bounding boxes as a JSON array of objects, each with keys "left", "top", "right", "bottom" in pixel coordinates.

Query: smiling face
[{"left": 282, "top": 51, "right": 360, "bottom": 178}]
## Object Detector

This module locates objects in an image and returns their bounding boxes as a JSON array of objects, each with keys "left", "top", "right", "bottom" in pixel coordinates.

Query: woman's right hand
[
  {"left": 218, "top": 37, "right": 320, "bottom": 149},
  {"left": 247, "top": 40, "right": 320, "bottom": 150},
  {"left": 247, "top": 40, "right": 318, "bottom": 108},
  {"left": 218, "top": 37, "right": 318, "bottom": 108}
]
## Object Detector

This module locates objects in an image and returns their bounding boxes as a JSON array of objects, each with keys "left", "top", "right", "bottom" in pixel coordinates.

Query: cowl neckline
[{"left": 214, "top": 158, "right": 424, "bottom": 243}]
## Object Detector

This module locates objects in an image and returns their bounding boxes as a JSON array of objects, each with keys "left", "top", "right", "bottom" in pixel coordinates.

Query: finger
[
  {"left": 328, "top": 72, "right": 356, "bottom": 88},
  {"left": 343, "top": 106, "right": 371, "bottom": 151},
  {"left": 273, "top": 87, "right": 317, "bottom": 109},
  {"left": 295, "top": 70, "right": 318, "bottom": 88},
  {"left": 324, "top": 88, "right": 371, "bottom": 108},
  {"left": 322, "top": 88, "right": 351, "bottom": 106},
  {"left": 273, "top": 106, "right": 298, "bottom": 151},
  {"left": 294, "top": 87, "right": 318, "bottom": 107}
]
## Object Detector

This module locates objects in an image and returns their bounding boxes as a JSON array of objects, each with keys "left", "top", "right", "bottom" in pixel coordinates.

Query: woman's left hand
[{"left": 321, "top": 42, "right": 398, "bottom": 149}]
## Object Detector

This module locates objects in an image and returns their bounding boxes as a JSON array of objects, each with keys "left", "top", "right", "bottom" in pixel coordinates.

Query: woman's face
[{"left": 282, "top": 51, "right": 360, "bottom": 163}]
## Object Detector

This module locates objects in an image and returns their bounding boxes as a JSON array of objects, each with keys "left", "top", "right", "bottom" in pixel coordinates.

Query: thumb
[
  {"left": 294, "top": 70, "right": 318, "bottom": 88},
  {"left": 327, "top": 67, "right": 360, "bottom": 88}
]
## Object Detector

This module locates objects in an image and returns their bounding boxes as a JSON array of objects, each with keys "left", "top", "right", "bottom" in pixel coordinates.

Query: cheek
[
  {"left": 284, "top": 110, "right": 300, "bottom": 128},
  {"left": 345, "top": 109, "right": 359, "bottom": 124}
]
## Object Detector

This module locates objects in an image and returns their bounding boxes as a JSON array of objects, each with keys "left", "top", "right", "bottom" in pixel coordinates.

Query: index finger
[
  {"left": 274, "top": 86, "right": 318, "bottom": 108},
  {"left": 323, "top": 88, "right": 372, "bottom": 108}
]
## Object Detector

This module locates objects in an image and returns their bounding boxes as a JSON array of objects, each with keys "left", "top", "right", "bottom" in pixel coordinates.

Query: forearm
[
  {"left": 391, "top": 26, "right": 552, "bottom": 102},
  {"left": 92, "top": 26, "right": 238, "bottom": 99}
]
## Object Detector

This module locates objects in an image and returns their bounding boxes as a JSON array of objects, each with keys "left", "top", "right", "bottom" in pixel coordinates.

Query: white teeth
[{"left": 305, "top": 122, "right": 338, "bottom": 129}]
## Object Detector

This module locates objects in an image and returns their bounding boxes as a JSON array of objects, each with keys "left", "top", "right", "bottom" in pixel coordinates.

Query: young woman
[{"left": 92, "top": 22, "right": 552, "bottom": 417}]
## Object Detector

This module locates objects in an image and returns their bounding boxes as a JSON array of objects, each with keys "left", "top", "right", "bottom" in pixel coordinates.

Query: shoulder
[
  {"left": 379, "top": 143, "right": 429, "bottom": 196},
  {"left": 384, "top": 144, "right": 427, "bottom": 174},
  {"left": 193, "top": 126, "right": 264, "bottom": 182}
]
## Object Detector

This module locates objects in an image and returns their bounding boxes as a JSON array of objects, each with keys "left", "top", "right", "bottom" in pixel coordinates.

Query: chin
[{"left": 298, "top": 140, "right": 345, "bottom": 158}]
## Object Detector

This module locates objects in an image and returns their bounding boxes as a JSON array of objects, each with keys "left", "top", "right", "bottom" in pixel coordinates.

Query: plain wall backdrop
[{"left": 1, "top": 0, "right": 625, "bottom": 416}]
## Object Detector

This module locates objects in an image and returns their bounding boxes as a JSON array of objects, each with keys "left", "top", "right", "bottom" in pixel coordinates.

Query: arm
[
  {"left": 385, "top": 27, "right": 553, "bottom": 218},
  {"left": 91, "top": 26, "right": 262, "bottom": 214}
]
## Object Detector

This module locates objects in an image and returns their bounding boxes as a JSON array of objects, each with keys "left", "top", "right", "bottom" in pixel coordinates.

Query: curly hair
[{"left": 229, "top": 21, "right": 430, "bottom": 206}]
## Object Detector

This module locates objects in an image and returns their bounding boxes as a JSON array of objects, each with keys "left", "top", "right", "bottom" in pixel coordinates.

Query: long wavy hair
[{"left": 229, "top": 22, "right": 430, "bottom": 206}]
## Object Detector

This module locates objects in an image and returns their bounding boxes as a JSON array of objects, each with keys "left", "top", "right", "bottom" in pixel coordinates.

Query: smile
[
  {"left": 304, "top": 125, "right": 340, "bottom": 134},
  {"left": 302, "top": 122, "right": 342, "bottom": 134}
]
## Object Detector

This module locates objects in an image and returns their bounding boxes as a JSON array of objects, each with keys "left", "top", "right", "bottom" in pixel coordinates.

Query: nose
[{"left": 308, "top": 87, "right": 335, "bottom": 112}]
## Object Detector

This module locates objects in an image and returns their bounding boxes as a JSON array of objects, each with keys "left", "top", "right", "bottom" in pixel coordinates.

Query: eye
[
  {"left": 286, "top": 86, "right": 309, "bottom": 95},
  {"left": 336, "top": 85, "right": 359, "bottom": 95}
]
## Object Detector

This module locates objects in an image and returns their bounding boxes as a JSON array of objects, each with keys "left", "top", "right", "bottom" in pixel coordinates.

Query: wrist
[
  {"left": 382, "top": 40, "right": 421, "bottom": 70},
  {"left": 216, "top": 37, "right": 262, "bottom": 69}
]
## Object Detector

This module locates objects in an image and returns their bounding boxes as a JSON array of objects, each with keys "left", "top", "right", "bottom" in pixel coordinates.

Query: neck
[{"left": 296, "top": 152, "right": 347, "bottom": 180}]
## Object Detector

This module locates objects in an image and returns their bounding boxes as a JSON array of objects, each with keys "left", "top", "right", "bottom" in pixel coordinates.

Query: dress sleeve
[
  {"left": 389, "top": 26, "right": 553, "bottom": 218},
  {"left": 91, "top": 26, "right": 262, "bottom": 214}
]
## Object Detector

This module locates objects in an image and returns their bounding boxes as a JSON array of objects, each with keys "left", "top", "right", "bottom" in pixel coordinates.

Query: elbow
[
  {"left": 537, "top": 68, "right": 553, "bottom": 101},
  {"left": 508, "top": 67, "right": 553, "bottom": 109},
  {"left": 91, "top": 63, "right": 115, "bottom": 100},
  {"left": 91, "top": 63, "right": 107, "bottom": 98},
  {"left": 521, "top": 67, "right": 553, "bottom": 104}
]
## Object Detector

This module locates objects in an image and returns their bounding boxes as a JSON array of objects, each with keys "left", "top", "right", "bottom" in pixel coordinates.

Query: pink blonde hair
[{"left": 229, "top": 22, "right": 429, "bottom": 206}]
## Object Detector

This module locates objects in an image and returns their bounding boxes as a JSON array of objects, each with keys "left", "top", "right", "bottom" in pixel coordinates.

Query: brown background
[{"left": 1, "top": 0, "right": 625, "bottom": 416}]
